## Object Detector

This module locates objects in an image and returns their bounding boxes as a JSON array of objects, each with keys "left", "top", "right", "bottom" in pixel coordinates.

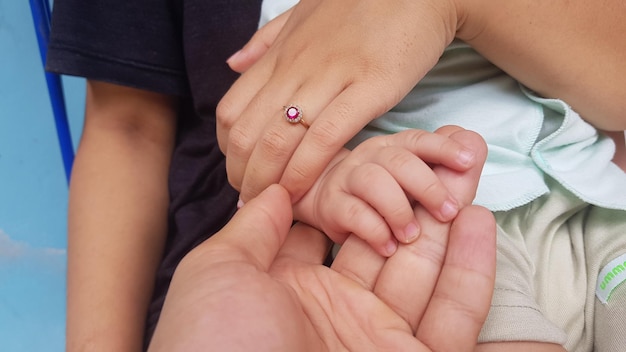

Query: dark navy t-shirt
[{"left": 47, "top": 0, "right": 262, "bottom": 346}]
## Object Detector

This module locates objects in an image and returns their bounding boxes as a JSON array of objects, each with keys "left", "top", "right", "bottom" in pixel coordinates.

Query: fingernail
[
  {"left": 226, "top": 50, "right": 243, "bottom": 64},
  {"left": 237, "top": 199, "right": 245, "bottom": 209},
  {"left": 384, "top": 240, "right": 398, "bottom": 257},
  {"left": 440, "top": 199, "right": 459, "bottom": 220},
  {"left": 457, "top": 149, "right": 475, "bottom": 167},
  {"left": 403, "top": 222, "right": 420, "bottom": 243}
]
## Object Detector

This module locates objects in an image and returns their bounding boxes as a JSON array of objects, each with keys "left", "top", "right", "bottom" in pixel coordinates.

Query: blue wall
[{"left": 0, "top": 1, "right": 84, "bottom": 350}]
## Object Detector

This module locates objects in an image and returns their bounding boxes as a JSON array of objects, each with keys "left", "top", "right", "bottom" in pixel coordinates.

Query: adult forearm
[{"left": 456, "top": 0, "right": 626, "bottom": 130}]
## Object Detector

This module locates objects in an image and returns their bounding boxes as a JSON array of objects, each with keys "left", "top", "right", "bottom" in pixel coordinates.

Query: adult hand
[
  {"left": 149, "top": 182, "right": 496, "bottom": 351},
  {"left": 219, "top": 0, "right": 626, "bottom": 205},
  {"left": 365, "top": 126, "right": 490, "bottom": 337},
  {"left": 217, "top": 0, "right": 459, "bottom": 203}
]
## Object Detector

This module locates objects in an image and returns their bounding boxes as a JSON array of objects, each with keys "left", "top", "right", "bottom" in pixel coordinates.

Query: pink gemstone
[{"left": 287, "top": 107, "right": 298, "bottom": 119}]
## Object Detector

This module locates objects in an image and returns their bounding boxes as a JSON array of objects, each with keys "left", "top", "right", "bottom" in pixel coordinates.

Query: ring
[{"left": 283, "top": 105, "right": 309, "bottom": 128}]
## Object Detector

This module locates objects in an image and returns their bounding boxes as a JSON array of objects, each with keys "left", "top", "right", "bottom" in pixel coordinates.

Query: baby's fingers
[
  {"left": 343, "top": 163, "right": 420, "bottom": 245},
  {"left": 321, "top": 189, "right": 398, "bottom": 257},
  {"left": 375, "top": 129, "right": 477, "bottom": 172},
  {"left": 371, "top": 146, "right": 461, "bottom": 222}
]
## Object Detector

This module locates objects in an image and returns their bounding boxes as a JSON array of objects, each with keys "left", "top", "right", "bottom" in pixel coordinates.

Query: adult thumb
[{"left": 215, "top": 184, "right": 294, "bottom": 271}]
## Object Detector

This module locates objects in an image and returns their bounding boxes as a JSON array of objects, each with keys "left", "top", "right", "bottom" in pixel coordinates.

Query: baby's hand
[{"left": 293, "top": 127, "right": 477, "bottom": 257}]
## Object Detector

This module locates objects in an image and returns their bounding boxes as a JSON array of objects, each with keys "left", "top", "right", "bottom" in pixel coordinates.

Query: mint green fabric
[
  {"left": 526, "top": 89, "right": 626, "bottom": 210},
  {"left": 349, "top": 41, "right": 626, "bottom": 211},
  {"left": 260, "top": 2, "right": 626, "bottom": 349}
]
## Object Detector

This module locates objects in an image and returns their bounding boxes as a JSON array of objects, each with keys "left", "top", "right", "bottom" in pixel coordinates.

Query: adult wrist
[{"left": 452, "top": 0, "right": 488, "bottom": 43}]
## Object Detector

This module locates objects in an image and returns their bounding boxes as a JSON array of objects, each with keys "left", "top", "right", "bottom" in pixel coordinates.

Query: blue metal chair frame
[{"left": 29, "top": 0, "right": 74, "bottom": 185}]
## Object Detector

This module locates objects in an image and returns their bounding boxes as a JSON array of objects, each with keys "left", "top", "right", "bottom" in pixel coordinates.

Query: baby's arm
[
  {"left": 293, "top": 127, "right": 478, "bottom": 257},
  {"left": 67, "top": 81, "right": 176, "bottom": 352}
]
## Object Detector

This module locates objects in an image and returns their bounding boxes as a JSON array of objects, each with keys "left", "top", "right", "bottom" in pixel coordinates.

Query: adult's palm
[{"left": 149, "top": 184, "right": 495, "bottom": 352}]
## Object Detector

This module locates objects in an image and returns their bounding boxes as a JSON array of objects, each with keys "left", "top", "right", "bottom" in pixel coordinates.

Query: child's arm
[
  {"left": 66, "top": 81, "right": 177, "bottom": 352},
  {"left": 293, "top": 128, "right": 478, "bottom": 257}
]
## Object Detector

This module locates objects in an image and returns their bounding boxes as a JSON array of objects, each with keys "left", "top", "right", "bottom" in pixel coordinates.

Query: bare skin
[
  {"left": 607, "top": 131, "right": 626, "bottom": 171},
  {"left": 218, "top": 0, "right": 626, "bottom": 203},
  {"left": 149, "top": 183, "right": 497, "bottom": 352},
  {"left": 66, "top": 81, "right": 176, "bottom": 352},
  {"left": 294, "top": 127, "right": 479, "bottom": 256}
]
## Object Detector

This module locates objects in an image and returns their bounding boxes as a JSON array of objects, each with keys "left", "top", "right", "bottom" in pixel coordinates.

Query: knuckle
[
  {"left": 226, "top": 171, "right": 242, "bottom": 191},
  {"left": 366, "top": 222, "right": 392, "bottom": 246},
  {"left": 402, "top": 129, "right": 429, "bottom": 147},
  {"left": 435, "top": 125, "right": 464, "bottom": 136},
  {"left": 258, "top": 127, "right": 292, "bottom": 161},
  {"left": 310, "top": 120, "right": 340, "bottom": 147},
  {"left": 343, "top": 201, "right": 388, "bottom": 240},
  {"left": 385, "top": 148, "right": 415, "bottom": 171},
  {"left": 241, "top": 183, "right": 262, "bottom": 201},
  {"left": 228, "top": 124, "right": 255, "bottom": 158},
  {"left": 430, "top": 290, "right": 486, "bottom": 327},
  {"left": 343, "top": 201, "right": 365, "bottom": 224},
  {"left": 387, "top": 203, "right": 411, "bottom": 221},
  {"left": 404, "top": 233, "right": 446, "bottom": 267},
  {"left": 355, "top": 134, "right": 386, "bottom": 154},
  {"left": 281, "top": 162, "right": 317, "bottom": 201},
  {"left": 355, "top": 163, "right": 383, "bottom": 186},
  {"left": 308, "top": 115, "right": 348, "bottom": 152},
  {"left": 216, "top": 97, "right": 238, "bottom": 129},
  {"left": 422, "top": 178, "right": 446, "bottom": 199},
  {"left": 286, "top": 160, "right": 314, "bottom": 181}
]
